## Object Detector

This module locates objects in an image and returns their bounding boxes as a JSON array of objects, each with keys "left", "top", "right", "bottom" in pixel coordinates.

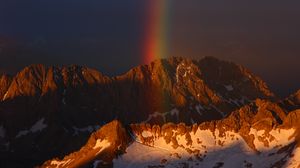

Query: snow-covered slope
[
  {"left": 1, "top": 57, "right": 297, "bottom": 167},
  {"left": 41, "top": 101, "right": 300, "bottom": 168},
  {"left": 114, "top": 127, "right": 298, "bottom": 168},
  {"left": 42, "top": 123, "right": 300, "bottom": 168},
  {"left": 41, "top": 120, "right": 130, "bottom": 168}
]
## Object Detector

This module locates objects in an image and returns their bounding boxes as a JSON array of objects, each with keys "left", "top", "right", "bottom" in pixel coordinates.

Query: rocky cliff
[
  {"left": 0, "top": 56, "right": 294, "bottom": 167},
  {"left": 41, "top": 99, "right": 300, "bottom": 168}
]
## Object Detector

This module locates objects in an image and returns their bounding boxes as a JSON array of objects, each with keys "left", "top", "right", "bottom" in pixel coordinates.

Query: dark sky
[{"left": 0, "top": 0, "right": 299, "bottom": 97}]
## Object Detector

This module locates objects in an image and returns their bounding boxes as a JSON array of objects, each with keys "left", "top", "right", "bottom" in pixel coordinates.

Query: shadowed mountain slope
[
  {"left": 41, "top": 99, "right": 300, "bottom": 168},
  {"left": 0, "top": 56, "right": 291, "bottom": 167}
]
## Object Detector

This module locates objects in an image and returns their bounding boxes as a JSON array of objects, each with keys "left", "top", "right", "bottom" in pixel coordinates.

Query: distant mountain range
[{"left": 0, "top": 57, "right": 299, "bottom": 167}]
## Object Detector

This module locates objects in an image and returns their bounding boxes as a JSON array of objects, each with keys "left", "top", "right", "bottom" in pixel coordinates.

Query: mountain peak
[
  {"left": 292, "top": 89, "right": 300, "bottom": 104},
  {"left": 0, "top": 74, "right": 12, "bottom": 100},
  {"left": 41, "top": 120, "right": 130, "bottom": 168},
  {"left": 0, "top": 58, "right": 299, "bottom": 167},
  {"left": 42, "top": 105, "right": 300, "bottom": 168},
  {"left": 200, "top": 55, "right": 222, "bottom": 62},
  {"left": 281, "top": 89, "right": 300, "bottom": 111},
  {"left": 1, "top": 64, "right": 47, "bottom": 100},
  {"left": 1, "top": 64, "right": 111, "bottom": 101}
]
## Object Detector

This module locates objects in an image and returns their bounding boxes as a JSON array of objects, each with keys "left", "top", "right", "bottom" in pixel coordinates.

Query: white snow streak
[
  {"left": 93, "top": 139, "right": 111, "bottom": 155},
  {"left": 16, "top": 118, "right": 47, "bottom": 138},
  {"left": 224, "top": 85, "right": 234, "bottom": 91},
  {"left": 114, "top": 127, "right": 299, "bottom": 168}
]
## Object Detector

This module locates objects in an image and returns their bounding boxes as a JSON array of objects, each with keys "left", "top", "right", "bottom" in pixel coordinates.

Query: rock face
[
  {"left": 41, "top": 120, "right": 130, "bottom": 168},
  {"left": 0, "top": 56, "right": 274, "bottom": 125},
  {"left": 42, "top": 100, "right": 300, "bottom": 168},
  {"left": 115, "top": 56, "right": 274, "bottom": 124},
  {"left": 0, "top": 74, "right": 12, "bottom": 100},
  {"left": 0, "top": 56, "right": 290, "bottom": 167},
  {"left": 282, "top": 89, "right": 300, "bottom": 111}
]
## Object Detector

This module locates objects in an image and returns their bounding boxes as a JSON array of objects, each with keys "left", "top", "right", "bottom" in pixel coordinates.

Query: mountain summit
[
  {"left": 0, "top": 56, "right": 297, "bottom": 167},
  {"left": 42, "top": 101, "right": 300, "bottom": 167}
]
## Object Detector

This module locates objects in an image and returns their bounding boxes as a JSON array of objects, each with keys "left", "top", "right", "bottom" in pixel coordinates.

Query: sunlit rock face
[
  {"left": 0, "top": 74, "right": 12, "bottom": 100},
  {"left": 41, "top": 120, "right": 129, "bottom": 168},
  {"left": 0, "top": 57, "right": 274, "bottom": 127},
  {"left": 116, "top": 56, "right": 274, "bottom": 124},
  {"left": 41, "top": 100, "right": 300, "bottom": 168},
  {"left": 116, "top": 127, "right": 296, "bottom": 168},
  {"left": 281, "top": 89, "right": 300, "bottom": 111},
  {"left": 0, "top": 57, "right": 297, "bottom": 167}
]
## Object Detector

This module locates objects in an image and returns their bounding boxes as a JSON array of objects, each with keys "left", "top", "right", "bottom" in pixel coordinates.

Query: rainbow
[
  {"left": 140, "top": 1, "right": 173, "bottom": 123},
  {"left": 142, "top": 0, "right": 171, "bottom": 64}
]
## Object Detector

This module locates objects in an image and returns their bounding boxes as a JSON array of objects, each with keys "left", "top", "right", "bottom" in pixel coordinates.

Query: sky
[{"left": 0, "top": 0, "right": 299, "bottom": 97}]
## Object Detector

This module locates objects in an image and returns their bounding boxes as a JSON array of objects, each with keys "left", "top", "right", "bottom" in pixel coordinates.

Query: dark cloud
[{"left": 0, "top": 0, "right": 299, "bottom": 97}]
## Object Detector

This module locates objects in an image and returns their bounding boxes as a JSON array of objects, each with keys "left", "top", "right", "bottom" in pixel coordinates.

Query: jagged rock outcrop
[
  {"left": 0, "top": 74, "right": 12, "bottom": 100},
  {"left": 0, "top": 65, "right": 114, "bottom": 167},
  {"left": 282, "top": 89, "right": 300, "bottom": 111},
  {"left": 41, "top": 120, "right": 130, "bottom": 168},
  {"left": 132, "top": 99, "right": 289, "bottom": 152},
  {"left": 42, "top": 100, "right": 300, "bottom": 168},
  {"left": 113, "top": 56, "right": 275, "bottom": 124},
  {"left": 2, "top": 64, "right": 47, "bottom": 100},
  {"left": 293, "top": 90, "right": 300, "bottom": 105},
  {"left": 283, "top": 109, "right": 300, "bottom": 127},
  {"left": 0, "top": 57, "right": 281, "bottom": 167}
]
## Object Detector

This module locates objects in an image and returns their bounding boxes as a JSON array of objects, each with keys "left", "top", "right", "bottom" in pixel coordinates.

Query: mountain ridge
[
  {"left": 0, "top": 56, "right": 298, "bottom": 167},
  {"left": 41, "top": 99, "right": 300, "bottom": 168},
  {"left": 0, "top": 56, "right": 275, "bottom": 101}
]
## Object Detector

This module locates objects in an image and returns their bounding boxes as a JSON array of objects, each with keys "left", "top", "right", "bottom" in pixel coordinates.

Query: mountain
[
  {"left": 41, "top": 99, "right": 300, "bottom": 168},
  {"left": 0, "top": 56, "right": 294, "bottom": 167},
  {"left": 0, "top": 74, "right": 12, "bottom": 99},
  {"left": 0, "top": 56, "right": 275, "bottom": 124},
  {"left": 41, "top": 120, "right": 130, "bottom": 168},
  {"left": 281, "top": 89, "right": 300, "bottom": 111}
]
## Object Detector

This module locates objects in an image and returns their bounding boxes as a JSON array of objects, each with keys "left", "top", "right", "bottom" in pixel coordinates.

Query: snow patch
[
  {"left": 117, "top": 129, "right": 254, "bottom": 167},
  {"left": 62, "top": 89, "right": 66, "bottom": 105},
  {"left": 195, "top": 104, "right": 203, "bottom": 116},
  {"left": 113, "top": 142, "right": 172, "bottom": 168},
  {"left": 16, "top": 130, "right": 30, "bottom": 138},
  {"left": 142, "top": 131, "right": 153, "bottom": 138},
  {"left": 2, "top": 91, "right": 9, "bottom": 101},
  {"left": 72, "top": 125, "right": 97, "bottom": 136},
  {"left": 224, "top": 85, "right": 234, "bottom": 91},
  {"left": 144, "top": 108, "right": 180, "bottom": 123},
  {"left": 284, "top": 147, "right": 300, "bottom": 168},
  {"left": 31, "top": 118, "right": 47, "bottom": 132},
  {"left": 224, "top": 97, "right": 250, "bottom": 107},
  {"left": 170, "top": 108, "right": 179, "bottom": 118},
  {"left": 190, "top": 118, "right": 195, "bottom": 124},
  {"left": 93, "top": 160, "right": 102, "bottom": 168},
  {"left": 16, "top": 118, "right": 47, "bottom": 138},
  {"left": 93, "top": 139, "right": 111, "bottom": 155},
  {"left": 249, "top": 128, "right": 295, "bottom": 152},
  {"left": 176, "top": 62, "right": 195, "bottom": 82},
  {"left": 50, "top": 159, "right": 72, "bottom": 168},
  {"left": 144, "top": 112, "right": 167, "bottom": 123},
  {"left": 123, "top": 127, "right": 299, "bottom": 167}
]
